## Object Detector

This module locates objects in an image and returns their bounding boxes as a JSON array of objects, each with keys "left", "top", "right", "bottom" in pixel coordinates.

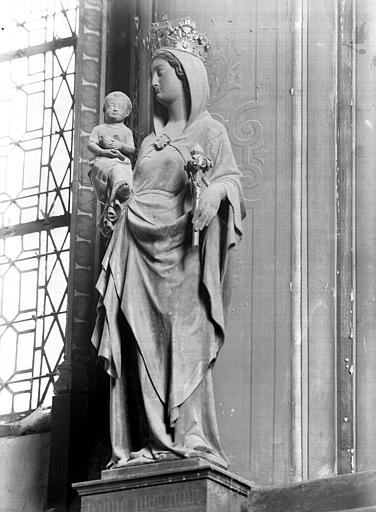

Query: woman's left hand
[{"left": 193, "top": 185, "right": 223, "bottom": 231}]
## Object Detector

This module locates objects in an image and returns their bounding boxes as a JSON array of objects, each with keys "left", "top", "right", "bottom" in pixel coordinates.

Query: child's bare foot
[{"left": 115, "top": 182, "right": 131, "bottom": 202}]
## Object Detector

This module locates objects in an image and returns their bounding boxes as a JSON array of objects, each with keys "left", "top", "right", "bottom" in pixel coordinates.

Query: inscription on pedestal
[
  {"left": 82, "top": 485, "right": 205, "bottom": 512},
  {"left": 133, "top": 488, "right": 205, "bottom": 511},
  {"left": 74, "top": 458, "right": 252, "bottom": 512}
]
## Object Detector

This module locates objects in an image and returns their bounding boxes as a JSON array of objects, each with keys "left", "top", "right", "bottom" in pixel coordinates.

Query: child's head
[{"left": 103, "top": 91, "right": 132, "bottom": 123}]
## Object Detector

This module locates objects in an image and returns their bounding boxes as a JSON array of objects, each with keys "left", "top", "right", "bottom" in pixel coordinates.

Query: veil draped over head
[{"left": 152, "top": 48, "right": 210, "bottom": 133}]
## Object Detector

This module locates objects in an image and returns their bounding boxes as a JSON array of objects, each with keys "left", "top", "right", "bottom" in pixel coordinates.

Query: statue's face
[
  {"left": 151, "top": 58, "right": 184, "bottom": 106},
  {"left": 104, "top": 99, "right": 127, "bottom": 123}
]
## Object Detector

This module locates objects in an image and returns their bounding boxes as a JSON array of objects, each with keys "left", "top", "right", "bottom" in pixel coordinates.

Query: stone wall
[{"left": 0, "top": 432, "right": 50, "bottom": 512}]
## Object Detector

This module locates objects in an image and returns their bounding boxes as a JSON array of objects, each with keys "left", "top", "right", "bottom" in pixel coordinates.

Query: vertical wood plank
[
  {"left": 355, "top": 0, "right": 376, "bottom": 472},
  {"left": 336, "top": 0, "right": 356, "bottom": 475},
  {"left": 272, "top": 0, "right": 293, "bottom": 484},
  {"left": 306, "top": 0, "right": 337, "bottom": 480},
  {"left": 250, "top": 0, "right": 292, "bottom": 486},
  {"left": 291, "top": 0, "right": 304, "bottom": 482}
]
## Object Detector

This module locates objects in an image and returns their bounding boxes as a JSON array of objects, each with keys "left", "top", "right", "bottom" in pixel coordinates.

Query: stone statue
[
  {"left": 91, "top": 17, "right": 246, "bottom": 470},
  {"left": 88, "top": 91, "right": 135, "bottom": 235}
]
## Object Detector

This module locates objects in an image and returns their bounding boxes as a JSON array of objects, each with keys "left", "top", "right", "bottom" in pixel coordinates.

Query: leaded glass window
[{"left": 0, "top": 0, "right": 78, "bottom": 422}]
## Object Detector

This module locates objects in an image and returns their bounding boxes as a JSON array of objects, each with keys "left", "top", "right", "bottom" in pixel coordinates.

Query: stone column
[{"left": 47, "top": 0, "right": 107, "bottom": 509}]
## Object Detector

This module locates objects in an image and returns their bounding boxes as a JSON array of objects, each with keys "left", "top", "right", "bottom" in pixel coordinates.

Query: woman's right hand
[{"left": 193, "top": 184, "right": 224, "bottom": 231}]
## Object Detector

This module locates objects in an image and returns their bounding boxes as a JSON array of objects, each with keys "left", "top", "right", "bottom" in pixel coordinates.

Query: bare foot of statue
[
  {"left": 155, "top": 452, "right": 181, "bottom": 462},
  {"left": 114, "top": 182, "right": 131, "bottom": 202},
  {"left": 106, "top": 458, "right": 126, "bottom": 469},
  {"left": 117, "top": 456, "right": 154, "bottom": 467},
  {"left": 185, "top": 446, "right": 228, "bottom": 469},
  {"left": 106, "top": 456, "right": 154, "bottom": 469},
  {"left": 107, "top": 448, "right": 184, "bottom": 469}
]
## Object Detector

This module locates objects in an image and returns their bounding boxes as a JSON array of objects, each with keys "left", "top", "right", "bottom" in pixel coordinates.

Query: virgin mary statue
[{"left": 91, "top": 17, "right": 246, "bottom": 470}]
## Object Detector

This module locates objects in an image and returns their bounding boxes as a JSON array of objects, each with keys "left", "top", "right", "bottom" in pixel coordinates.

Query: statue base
[{"left": 73, "top": 457, "right": 252, "bottom": 512}]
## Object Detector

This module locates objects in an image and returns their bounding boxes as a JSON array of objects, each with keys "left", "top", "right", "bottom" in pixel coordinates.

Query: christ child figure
[{"left": 88, "top": 91, "right": 135, "bottom": 205}]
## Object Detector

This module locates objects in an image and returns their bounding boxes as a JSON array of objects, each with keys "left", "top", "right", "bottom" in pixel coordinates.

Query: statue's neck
[
  {"left": 162, "top": 119, "right": 187, "bottom": 139},
  {"left": 163, "top": 96, "right": 188, "bottom": 136}
]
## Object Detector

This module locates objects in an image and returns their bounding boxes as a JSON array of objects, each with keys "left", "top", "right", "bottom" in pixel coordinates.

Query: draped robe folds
[{"left": 91, "top": 48, "right": 246, "bottom": 469}]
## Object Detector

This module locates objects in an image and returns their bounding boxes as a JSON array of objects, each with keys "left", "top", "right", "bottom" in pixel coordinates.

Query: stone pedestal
[{"left": 73, "top": 457, "right": 252, "bottom": 512}]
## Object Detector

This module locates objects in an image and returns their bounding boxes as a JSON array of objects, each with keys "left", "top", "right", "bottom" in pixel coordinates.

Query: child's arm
[
  {"left": 87, "top": 139, "right": 120, "bottom": 158},
  {"left": 105, "top": 141, "right": 135, "bottom": 155},
  {"left": 87, "top": 126, "right": 120, "bottom": 158},
  {"left": 103, "top": 127, "right": 135, "bottom": 156},
  {"left": 123, "top": 128, "right": 136, "bottom": 155}
]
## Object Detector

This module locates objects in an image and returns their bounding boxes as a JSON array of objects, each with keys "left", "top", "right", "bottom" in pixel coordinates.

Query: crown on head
[{"left": 150, "top": 16, "right": 210, "bottom": 63}]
